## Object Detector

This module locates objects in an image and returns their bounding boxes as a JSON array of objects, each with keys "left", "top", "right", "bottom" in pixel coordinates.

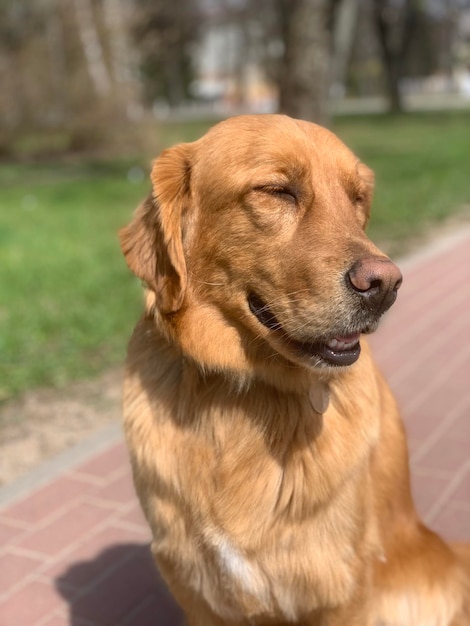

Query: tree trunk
[
  {"left": 46, "top": 0, "right": 67, "bottom": 124},
  {"left": 372, "top": 0, "right": 419, "bottom": 114},
  {"left": 278, "top": 0, "right": 335, "bottom": 126},
  {"left": 373, "top": 0, "right": 403, "bottom": 113},
  {"left": 103, "top": 0, "right": 132, "bottom": 86},
  {"left": 103, "top": 0, "right": 142, "bottom": 116},
  {"left": 73, "top": 0, "right": 112, "bottom": 98},
  {"left": 332, "top": 0, "right": 359, "bottom": 95}
]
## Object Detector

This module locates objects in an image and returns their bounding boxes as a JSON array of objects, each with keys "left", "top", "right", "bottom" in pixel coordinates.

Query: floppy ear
[{"left": 119, "top": 144, "right": 192, "bottom": 314}]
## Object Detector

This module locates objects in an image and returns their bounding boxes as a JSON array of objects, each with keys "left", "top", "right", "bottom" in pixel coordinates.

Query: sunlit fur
[{"left": 120, "top": 114, "right": 470, "bottom": 625}]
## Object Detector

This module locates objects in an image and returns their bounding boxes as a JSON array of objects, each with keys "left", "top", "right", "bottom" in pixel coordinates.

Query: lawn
[
  {"left": 1, "top": 111, "right": 469, "bottom": 403},
  {"left": 334, "top": 112, "right": 470, "bottom": 247},
  {"left": 0, "top": 160, "right": 148, "bottom": 401}
]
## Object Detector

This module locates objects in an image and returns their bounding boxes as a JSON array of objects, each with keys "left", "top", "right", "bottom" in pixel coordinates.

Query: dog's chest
[
  {"left": 135, "top": 377, "right": 378, "bottom": 622},
  {"left": 149, "top": 439, "right": 369, "bottom": 623},
  {"left": 178, "top": 503, "right": 363, "bottom": 623}
]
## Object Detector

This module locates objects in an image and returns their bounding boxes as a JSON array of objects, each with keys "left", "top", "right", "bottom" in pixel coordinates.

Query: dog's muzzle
[{"left": 346, "top": 256, "right": 402, "bottom": 316}]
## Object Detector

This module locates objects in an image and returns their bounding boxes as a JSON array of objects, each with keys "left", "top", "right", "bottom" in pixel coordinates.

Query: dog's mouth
[{"left": 248, "top": 292, "right": 363, "bottom": 367}]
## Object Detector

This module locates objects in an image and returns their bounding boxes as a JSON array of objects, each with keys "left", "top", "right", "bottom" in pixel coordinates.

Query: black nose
[{"left": 347, "top": 256, "right": 402, "bottom": 315}]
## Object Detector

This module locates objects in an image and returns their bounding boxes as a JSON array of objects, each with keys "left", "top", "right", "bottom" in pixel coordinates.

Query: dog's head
[{"left": 121, "top": 115, "right": 401, "bottom": 381}]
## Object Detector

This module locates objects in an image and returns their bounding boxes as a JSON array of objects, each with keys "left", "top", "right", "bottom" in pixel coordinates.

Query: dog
[{"left": 120, "top": 114, "right": 470, "bottom": 625}]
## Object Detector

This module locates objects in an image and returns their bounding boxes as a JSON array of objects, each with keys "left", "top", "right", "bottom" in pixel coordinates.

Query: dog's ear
[{"left": 119, "top": 144, "right": 192, "bottom": 314}]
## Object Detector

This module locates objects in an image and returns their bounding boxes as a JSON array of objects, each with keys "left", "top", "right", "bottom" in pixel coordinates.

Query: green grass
[
  {"left": 333, "top": 112, "right": 470, "bottom": 249},
  {"left": 0, "top": 160, "right": 148, "bottom": 401},
  {"left": 0, "top": 111, "right": 469, "bottom": 403}
]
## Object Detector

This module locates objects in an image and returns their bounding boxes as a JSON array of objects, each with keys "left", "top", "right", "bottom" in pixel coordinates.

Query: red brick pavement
[{"left": 1, "top": 227, "right": 469, "bottom": 625}]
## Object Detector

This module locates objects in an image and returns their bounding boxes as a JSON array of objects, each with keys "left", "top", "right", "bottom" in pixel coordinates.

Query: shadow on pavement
[{"left": 56, "top": 543, "right": 186, "bottom": 625}]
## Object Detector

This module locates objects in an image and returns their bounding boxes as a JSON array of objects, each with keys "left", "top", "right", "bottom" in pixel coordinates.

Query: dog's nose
[{"left": 347, "top": 257, "right": 402, "bottom": 315}]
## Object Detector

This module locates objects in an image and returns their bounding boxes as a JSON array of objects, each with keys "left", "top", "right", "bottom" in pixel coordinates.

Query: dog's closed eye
[
  {"left": 353, "top": 192, "right": 366, "bottom": 206},
  {"left": 253, "top": 185, "right": 298, "bottom": 206}
]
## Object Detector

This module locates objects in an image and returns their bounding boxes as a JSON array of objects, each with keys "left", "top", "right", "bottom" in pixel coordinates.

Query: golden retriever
[{"left": 120, "top": 114, "right": 470, "bottom": 625}]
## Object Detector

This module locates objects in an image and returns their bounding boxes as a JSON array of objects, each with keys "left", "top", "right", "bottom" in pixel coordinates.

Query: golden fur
[{"left": 120, "top": 114, "right": 470, "bottom": 625}]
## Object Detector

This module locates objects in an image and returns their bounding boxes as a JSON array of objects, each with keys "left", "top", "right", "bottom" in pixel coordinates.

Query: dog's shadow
[{"left": 55, "top": 542, "right": 186, "bottom": 625}]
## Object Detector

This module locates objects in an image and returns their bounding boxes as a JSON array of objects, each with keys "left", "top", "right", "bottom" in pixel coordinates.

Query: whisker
[{"left": 257, "top": 294, "right": 312, "bottom": 311}]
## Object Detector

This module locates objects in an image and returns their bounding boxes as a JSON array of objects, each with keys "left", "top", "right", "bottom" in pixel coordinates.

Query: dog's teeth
[{"left": 327, "top": 337, "right": 357, "bottom": 351}]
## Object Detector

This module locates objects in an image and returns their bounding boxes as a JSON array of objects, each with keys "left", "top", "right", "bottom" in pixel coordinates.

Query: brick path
[{"left": 1, "top": 227, "right": 469, "bottom": 626}]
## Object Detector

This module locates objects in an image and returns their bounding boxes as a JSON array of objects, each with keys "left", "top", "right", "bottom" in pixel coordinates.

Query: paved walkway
[{"left": 1, "top": 227, "right": 469, "bottom": 626}]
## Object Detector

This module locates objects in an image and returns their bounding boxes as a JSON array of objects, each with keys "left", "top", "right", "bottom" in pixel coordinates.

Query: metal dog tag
[{"left": 309, "top": 383, "right": 330, "bottom": 415}]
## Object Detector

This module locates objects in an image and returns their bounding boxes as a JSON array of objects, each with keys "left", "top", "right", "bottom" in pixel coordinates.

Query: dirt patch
[{"left": 0, "top": 369, "right": 123, "bottom": 486}]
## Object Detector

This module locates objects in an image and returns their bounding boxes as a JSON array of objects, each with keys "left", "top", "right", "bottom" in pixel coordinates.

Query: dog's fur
[{"left": 120, "top": 114, "right": 470, "bottom": 625}]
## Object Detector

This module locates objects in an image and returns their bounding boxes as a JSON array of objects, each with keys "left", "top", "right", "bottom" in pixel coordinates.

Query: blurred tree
[
  {"left": 103, "top": 0, "right": 134, "bottom": 88},
  {"left": 0, "top": 0, "right": 141, "bottom": 153},
  {"left": 372, "top": 0, "right": 420, "bottom": 113},
  {"left": 133, "top": 0, "right": 201, "bottom": 108},
  {"left": 73, "top": 0, "right": 112, "bottom": 98},
  {"left": 0, "top": 1, "right": 42, "bottom": 134},
  {"left": 277, "top": 0, "right": 337, "bottom": 125},
  {"left": 44, "top": 0, "right": 67, "bottom": 125},
  {"left": 246, "top": 0, "right": 358, "bottom": 125},
  {"left": 1, "top": 0, "right": 469, "bottom": 157},
  {"left": 332, "top": 0, "right": 360, "bottom": 94},
  {"left": 101, "top": 0, "right": 141, "bottom": 118}
]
